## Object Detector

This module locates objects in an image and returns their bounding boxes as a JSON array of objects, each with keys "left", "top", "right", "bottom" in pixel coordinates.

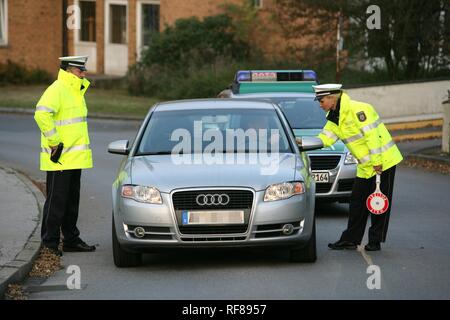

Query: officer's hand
[
  {"left": 295, "top": 137, "right": 302, "bottom": 146},
  {"left": 373, "top": 165, "right": 383, "bottom": 174}
]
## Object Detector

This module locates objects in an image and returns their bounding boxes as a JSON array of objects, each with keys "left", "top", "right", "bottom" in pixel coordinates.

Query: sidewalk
[{"left": 0, "top": 166, "right": 43, "bottom": 299}]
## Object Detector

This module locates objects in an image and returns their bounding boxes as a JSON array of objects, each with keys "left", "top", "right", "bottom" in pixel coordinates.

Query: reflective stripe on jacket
[
  {"left": 318, "top": 92, "right": 403, "bottom": 179},
  {"left": 34, "top": 69, "right": 93, "bottom": 171}
]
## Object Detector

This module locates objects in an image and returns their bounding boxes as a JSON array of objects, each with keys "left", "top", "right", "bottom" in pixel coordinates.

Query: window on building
[
  {"left": 0, "top": 0, "right": 7, "bottom": 45},
  {"left": 80, "top": 0, "right": 96, "bottom": 42},
  {"left": 141, "top": 3, "right": 159, "bottom": 47},
  {"left": 110, "top": 4, "right": 127, "bottom": 44},
  {"left": 252, "top": 0, "right": 263, "bottom": 9}
]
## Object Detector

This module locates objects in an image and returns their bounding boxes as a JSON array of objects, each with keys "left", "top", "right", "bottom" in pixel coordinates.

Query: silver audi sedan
[{"left": 108, "top": 99, "right": 323, "bottom": 267}]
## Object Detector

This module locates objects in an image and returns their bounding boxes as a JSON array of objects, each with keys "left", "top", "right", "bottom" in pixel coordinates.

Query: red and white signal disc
[{"left": 366, "top": 192, "right": 389, "bottom": 215}]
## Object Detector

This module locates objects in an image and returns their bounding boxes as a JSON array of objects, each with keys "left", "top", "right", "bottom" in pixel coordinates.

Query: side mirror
[
  {"left": 298, "top": 136, "right": 323, "bottom": 151},
  {"left": 108, "top": 140, "right": 130, "bottom": 155}
]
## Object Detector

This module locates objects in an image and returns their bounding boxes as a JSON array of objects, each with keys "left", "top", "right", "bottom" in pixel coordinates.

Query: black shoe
[
  {"left": 328, "top": 240, "right": 357, "bottom": 250},
  {"left": 63, "top": 240, "right": 96, "bottom": 252},
  {"left": 43, "top": 245, "right": 63, "bottom": 257},
  {"left": 364, "top": 242, "right": 381, "bottom": 251}
]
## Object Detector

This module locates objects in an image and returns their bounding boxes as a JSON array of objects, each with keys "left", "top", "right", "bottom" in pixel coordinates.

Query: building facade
[{"left": 0, "top": 0, "right": 276, "bottom": 76}]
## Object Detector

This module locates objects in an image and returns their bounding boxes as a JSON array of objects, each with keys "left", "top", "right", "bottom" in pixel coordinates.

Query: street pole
[{"left": 336, "top": 10, "right": 342, "bottom": 83}]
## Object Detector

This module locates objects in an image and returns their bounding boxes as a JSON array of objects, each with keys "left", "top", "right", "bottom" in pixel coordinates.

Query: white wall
[{"left": 346, "top": 80, "right": 450, "bottom": 121}]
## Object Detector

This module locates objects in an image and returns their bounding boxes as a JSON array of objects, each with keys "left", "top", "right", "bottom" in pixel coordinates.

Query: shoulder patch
[{"left": 356, "top": 111, "right": 367, "bottom": 122}]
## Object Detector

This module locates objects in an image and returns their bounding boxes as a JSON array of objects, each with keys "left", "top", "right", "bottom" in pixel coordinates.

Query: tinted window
[
  {"left": 271, "top": 98, "right": 327, "bottom": 129},
  {"left": 137, "top": 108, "right": 293, "bottom": 155}
]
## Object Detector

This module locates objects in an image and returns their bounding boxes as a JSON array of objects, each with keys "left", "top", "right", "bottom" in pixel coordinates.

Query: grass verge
[{"left": 0, "top": 85, "right": 158, "bottom": 118}]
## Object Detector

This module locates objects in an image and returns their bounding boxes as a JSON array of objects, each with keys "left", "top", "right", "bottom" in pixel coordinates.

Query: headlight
[
  {"left": 344, "top": 152, "right": 358, "bottom": 165},
  {"left": 264, "top": 182, "right": 305, "bottom": 202},
  {"left": 121, "top": 185, "right": 162, "bottom": 204}
]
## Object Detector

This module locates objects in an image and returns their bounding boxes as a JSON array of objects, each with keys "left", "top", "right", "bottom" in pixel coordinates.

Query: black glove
[{"left": 50, "top": 143, "right": 64, "bottom": 163}]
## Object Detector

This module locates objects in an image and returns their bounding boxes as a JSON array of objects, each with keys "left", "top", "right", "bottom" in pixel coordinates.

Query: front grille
[
  {"left": 315, "top": 183, "right": 333, "bottom": 193},
  {"left": 338, "top": 179, "right": 355, "bottom": 192},
  {"left": 179, "top": 225, "right": 248, "bottom": 235},
  {"left": 309, "top": 155, "right": 341, "bottom": 170},
  {"left": 172, "top": 189, "right": 253, "bottom": 235},
  {"left": 181, "top": 237, "right": 246, "bottom": 242},
  {"left": 172, "top": 190, "right": 253, "bottom": 210}
]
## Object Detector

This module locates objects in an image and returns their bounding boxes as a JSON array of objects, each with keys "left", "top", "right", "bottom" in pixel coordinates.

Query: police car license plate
[
  {"left": 182, "top": 210, "right": 245, "bottom": 225},
  {"left": 312, "top": 172, "right": 330, "bottom": 183}
]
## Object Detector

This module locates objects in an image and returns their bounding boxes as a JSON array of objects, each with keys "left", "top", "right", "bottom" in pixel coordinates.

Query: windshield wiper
[{"left": 137, "top": 151, "right": 173, "bottom": 156}]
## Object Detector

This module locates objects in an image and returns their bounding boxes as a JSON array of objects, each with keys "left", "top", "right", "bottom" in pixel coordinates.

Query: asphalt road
[{"left": 0, "top": 113, "right": 449, "bottom": 300}]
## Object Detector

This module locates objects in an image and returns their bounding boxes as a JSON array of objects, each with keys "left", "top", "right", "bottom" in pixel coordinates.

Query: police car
[{"left": 219, "top": 70, "right": 357, "bottom": 203}]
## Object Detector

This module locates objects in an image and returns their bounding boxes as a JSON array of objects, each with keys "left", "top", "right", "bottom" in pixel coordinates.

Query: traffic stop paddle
[{"left": 366, "top": 174, "right": 389, "bottom": 215}]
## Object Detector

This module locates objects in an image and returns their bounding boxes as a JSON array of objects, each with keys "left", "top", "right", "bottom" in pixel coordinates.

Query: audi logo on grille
[{"left": 196, "top": 194, "right": 230, "bottom": 206}]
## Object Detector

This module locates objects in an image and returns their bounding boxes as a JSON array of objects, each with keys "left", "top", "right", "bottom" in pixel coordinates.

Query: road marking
[{"left": 357, "top": 245, "right": 374, "bottom": 266}]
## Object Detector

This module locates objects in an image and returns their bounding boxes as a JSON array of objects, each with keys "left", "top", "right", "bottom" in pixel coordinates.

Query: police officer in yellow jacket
[
  {"left": 314, "top": 84, "right": 403, "bottom": 251},
  {"left": 34, "top": 56, "right": 95, "bottom": 256}
]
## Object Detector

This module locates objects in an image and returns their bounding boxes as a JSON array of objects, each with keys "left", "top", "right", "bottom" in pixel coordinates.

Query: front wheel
[
  {"left": 289, "top": 218, "right": 317, "bottom": 263},
  {"left": 112, "top": 216, "right": 142, "bottom": 268}
]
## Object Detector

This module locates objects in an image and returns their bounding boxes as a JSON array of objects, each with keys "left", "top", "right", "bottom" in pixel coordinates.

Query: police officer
[
  {"left": 314, "top": 84, "right": 403, "bottom": 251},
  {"left": 34, "top": 56, "right": 95, "bottom": 256}
]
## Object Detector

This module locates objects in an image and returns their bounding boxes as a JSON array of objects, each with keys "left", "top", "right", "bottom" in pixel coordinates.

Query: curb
[
  {"left": 386, "top": 119, "right": 443, "bottom": 131},
  {"left": 0, "top": 167, "right": 44, "bottom": 299},
  {"left": 393, "top": 132, "right": 442, "bottom": 142},
  {"left": 407, "top": 153, "right": 450, "bottom": 164},
  {"left": 0, "top": 107, "right": 144, "bottom": 122}
]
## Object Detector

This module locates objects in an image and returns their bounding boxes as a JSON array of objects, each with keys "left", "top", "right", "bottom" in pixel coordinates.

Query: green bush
[
  {"left": 128, "top": 59, "right": 242, "bottom": 100},
  {"left": 127, "top": 14, "right": 254, "bottom": 99},
  {"left": 141, "top": 15, "right": 249, "bottom": 68},
  {"left": 0, "top": 60, "right": 52, "bottom": 85}
]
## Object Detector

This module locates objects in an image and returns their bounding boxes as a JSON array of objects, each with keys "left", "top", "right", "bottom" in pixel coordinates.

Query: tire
[
  {"left": 289, "top": 218, "right": 317, "bottom": 263},
  {"left": 112, "top": 216, "right": 142, "bottom": 268}
]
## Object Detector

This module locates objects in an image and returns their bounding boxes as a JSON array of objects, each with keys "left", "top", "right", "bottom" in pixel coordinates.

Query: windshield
[
  {"left": 269, "top": 97, "right": 327, "bottom": 129},
  {"left": 136, "top": 108, "right": 293, "bottom": 155}
]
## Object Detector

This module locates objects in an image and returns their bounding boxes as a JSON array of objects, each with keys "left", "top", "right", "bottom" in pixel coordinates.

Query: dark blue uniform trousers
[
  {"left": 340, "top": 165, "right": 396, "bottom": 244},
  {"left": 41, "top": 169, "right": 82, "bottom": 249}
]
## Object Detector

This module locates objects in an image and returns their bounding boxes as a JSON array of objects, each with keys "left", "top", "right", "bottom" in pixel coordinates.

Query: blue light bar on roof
[
  {"left": 236, "top": 71, "right": 251, "bottom": 82},
  {"left": 302, "top": 70, "right": 317, "bottom": 81},
  {"left": 235, "top": 70, "right": 317, "bottom": 83}
]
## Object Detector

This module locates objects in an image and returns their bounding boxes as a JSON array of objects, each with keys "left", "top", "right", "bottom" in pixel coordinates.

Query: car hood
[
  {"left": 130, "top": 153, "right": 302, "bottom": 193},
  {"left": 293, "top": 128, "right": 347, "bottom": 153}
]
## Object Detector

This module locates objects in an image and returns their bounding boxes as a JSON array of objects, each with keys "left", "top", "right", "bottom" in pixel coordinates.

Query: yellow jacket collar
[
  {"left": 338, "top": 92, "right": 351, "bottom": 115},
  {"left": 58, "top": 69, "right": 90, "bottom": 93}
]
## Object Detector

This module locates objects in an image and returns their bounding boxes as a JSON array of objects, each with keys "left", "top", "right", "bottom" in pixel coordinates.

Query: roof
[
  {"left": 229, "top": 92, "right": 315, "bottom": 99},
  {"left": 154, "top": 98, "right": 277, "bottom": 112}
]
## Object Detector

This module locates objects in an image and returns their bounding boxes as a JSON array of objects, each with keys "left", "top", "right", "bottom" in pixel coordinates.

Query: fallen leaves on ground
[
  {"left": 4, "top": 284, "right": 28, "bottom": 300},
  {"left": 403, "top": 158, "right": 450, "bottom": 174},
  {"left": 28, "top": 246, "right": 62, "bottom": 278}
]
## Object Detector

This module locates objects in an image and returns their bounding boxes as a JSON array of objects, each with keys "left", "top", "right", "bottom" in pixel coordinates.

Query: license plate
[
  {"left": 182, "top": 210, "right": 245, "bottom": 225},
  {"left": 312, "top": 172, "right": 330, "bottom": 183}
]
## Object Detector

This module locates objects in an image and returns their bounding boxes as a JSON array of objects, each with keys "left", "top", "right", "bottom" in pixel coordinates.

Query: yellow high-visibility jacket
[
  {"left": 34, "top": 69, "right": 93, "bottom": 171},
  {"left": 318, "top": 92, "right": 403, "bottom": 179}
]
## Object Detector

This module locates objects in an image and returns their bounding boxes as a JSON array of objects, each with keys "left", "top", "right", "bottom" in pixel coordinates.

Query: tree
[{"left": 275, "top": 0, "right": 450, "bottom": 80}]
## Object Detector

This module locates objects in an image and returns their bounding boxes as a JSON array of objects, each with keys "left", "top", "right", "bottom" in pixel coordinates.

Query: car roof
[
  {"left": 230, "top": 92, "right": 315, "bottom": 99},
  {"left": 154, "top": 98, "right": 277, "bottom": 111}
]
